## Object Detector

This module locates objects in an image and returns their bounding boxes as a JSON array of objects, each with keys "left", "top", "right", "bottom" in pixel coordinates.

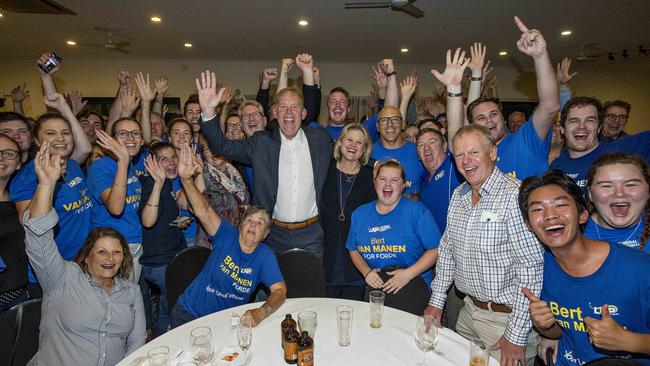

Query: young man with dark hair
[
  {"left": 519, "top": 170, "right": 650, "bottom": 365},
  {"left": 599, "top": 99, "right": 632, "bottom": 142}
]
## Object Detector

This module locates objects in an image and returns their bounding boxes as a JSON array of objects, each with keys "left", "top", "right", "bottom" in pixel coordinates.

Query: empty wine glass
[
  {"left": 190, "top": 326, "right": 214, "bottom": 364},
  {"left": 298, "top": 311, "right": 317, "bottom": 338},
  {"left": 238, "top": 317, "right": 253, "bottom": 361},
  {"left": 414, "top": 315, "right": 438, "bottom": 366}
]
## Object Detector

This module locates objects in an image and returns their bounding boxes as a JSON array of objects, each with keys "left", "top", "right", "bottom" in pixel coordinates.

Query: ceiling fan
[
  {"left": 345, "top": 0, "right": 425, "bottom": 18},
  {"left": 77, "top": 31, "right": 131, "bottom": 54}
]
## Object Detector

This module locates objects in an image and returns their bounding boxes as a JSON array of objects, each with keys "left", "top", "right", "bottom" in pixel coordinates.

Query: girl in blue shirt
[
  {"left": 346, "top": 159, "right": 440, "bottom": 294},
  {"left": 88, "top": 117, "right": 144, "bottom": 282},
  {"left": 584, "top": 153, "right": 649, "bottom": 253}
]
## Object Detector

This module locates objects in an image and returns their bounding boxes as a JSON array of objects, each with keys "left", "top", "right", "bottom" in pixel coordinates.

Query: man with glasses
[
  {"left": 599, "top": 100, "right": 631, "bottom": 142},
  {"left": 371, "top": 106, "right": 424, "bottom": 198},
  {"left": 238, "top": 100, "right": 268, "bottom": 137}
]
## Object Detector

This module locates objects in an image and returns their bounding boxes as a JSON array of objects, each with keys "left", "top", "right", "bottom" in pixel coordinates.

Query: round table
[{"left": 119, "top": 298, "right": 499, "bottom": 366}]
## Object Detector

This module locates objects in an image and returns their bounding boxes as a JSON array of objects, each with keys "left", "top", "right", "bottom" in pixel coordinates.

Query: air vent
[{"left": 0, "top": 0, "right": 76, "bottom": 15}]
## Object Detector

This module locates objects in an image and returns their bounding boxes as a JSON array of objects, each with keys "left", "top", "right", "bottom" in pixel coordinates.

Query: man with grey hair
[
  {"left": 507, "top": 111, "right": 526, "bottom": 132},
  {"left": 425, "top": 124, "right": 544, "bottom": 366},
  {"left": 238, "top": 100, "right": 267, "bottom": 137}
]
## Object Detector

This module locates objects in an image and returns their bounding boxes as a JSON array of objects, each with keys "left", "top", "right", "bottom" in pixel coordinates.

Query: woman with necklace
[
  {"left": 584, "top": 153, "right": 649, "bottom": 252},
  {"left": 346, "top": 159, "right": 441, "bottom": 297},
  {"left": 322, "top": 124, "right": 376, "bottom": 300}
]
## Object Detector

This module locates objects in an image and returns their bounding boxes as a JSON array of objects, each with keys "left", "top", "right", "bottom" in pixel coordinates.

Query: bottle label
[
  {"left": 284, "top": 342, "right": 298, "bottom": 361},
  {"left": 298, "top": 349, "right": 314, "bottom": 366}
]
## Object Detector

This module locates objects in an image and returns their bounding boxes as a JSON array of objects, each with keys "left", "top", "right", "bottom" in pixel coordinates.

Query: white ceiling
[{"left": 0, "top": 0, "right": 649, "bottom": 68}]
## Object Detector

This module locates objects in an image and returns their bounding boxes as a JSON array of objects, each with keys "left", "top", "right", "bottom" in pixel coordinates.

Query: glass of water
[
  {"left": 414, "top": 316, "right": 438, "bottom": 366},
  {"left": 147, "top": 346, "right": 170, "bottom": 366},
  {"left": 337, "top": 305, "right": 353, "bottom": 347},
  {"left": 298, "top": 310, "right": 318, "bottom": 338},
  {"left": 190, "top": 326, "right": 214, "bottom": 364}
]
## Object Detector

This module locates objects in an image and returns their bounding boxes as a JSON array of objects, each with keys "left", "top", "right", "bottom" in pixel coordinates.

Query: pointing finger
[{"left": 514, "top": 16, "right": 530, "bottom": 33}]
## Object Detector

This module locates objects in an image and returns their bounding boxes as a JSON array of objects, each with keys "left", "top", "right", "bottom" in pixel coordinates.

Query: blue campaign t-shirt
[
  {"left": 496, "top": 117, "right": 551, "bottom": 180},
  {"left": 87, "top": 156, "right": 142, "bottom": 244},
  {"left": 10, "top": 159, "right": 92, "bottom": 283},
  {"left": 171, "top": 177, "right": 197, "bottom": 244},
  {"left": 371, "top": 141, "right": 425, "bottom": 195},
  {"left": 177, "top": 220, "right": 284, "bottom": 318},
  {"left": 541, "top": 244, "right": 650, "bottom": 366},
  {"left": 584, "top": 216, "right": 648, "bottom": 253},
  {"left": 307, "top": 121, "right": 344, "bottom": 141},
  {"left": 131, "top": 146, "right": 149, "bottom": 177},
  {"left": 550, "top": 131, "right": 650, "bottom": 188},
  {"left": 419, "top": 152, "right": 464, "bottom": 232},
  {"left": 346, "top": 198, "right": 441, "bottom": 285}
]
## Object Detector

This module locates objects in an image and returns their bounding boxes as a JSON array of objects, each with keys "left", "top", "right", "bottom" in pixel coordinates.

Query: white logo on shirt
[
  {"left": 68, "top": 177, "right": 83, "bottom": 187},
  {"left": 368, "top": 225, "right": 391, "bottom": 233},
  {"left": 434, "top": 170, "right": 445, "bottom": 181},
  {"left": 240, "top": 268, "right": 252, "bottom": 275},
  {"left": 589, "top": 303, "right": 619, "bottom": 316}
]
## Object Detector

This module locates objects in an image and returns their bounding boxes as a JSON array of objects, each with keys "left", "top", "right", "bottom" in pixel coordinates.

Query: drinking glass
[
  {"left": 177, "top": 362, "right": 199, "bottom": 366},
  {"left": 190, "top": 326, "right": 214, "bottom": 364},
  {"left": 469, "top": 338, "right": 490, "bottom": 366},
  {"left": 336, "top": 305, "right": 353, "bottom": 346},
  {"left": 369, "top": 290, "right": 385, "bottom": 328},
  {"left": 147, "top": 345, "right": 170, "bottom": 366},
  {"left": 298, "top": 311, "right": 318, "bottom": 338},
  {"left": 238, "top": 317, "right": 253, "bottom": 360},
  {"left": 414, "top": 316, "right": 438, "bottom": 366}
]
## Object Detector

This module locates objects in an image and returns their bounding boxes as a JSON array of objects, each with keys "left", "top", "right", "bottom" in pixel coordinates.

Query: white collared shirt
[{"left": 273, "top": 128, "right": 318, "bottom": 222}]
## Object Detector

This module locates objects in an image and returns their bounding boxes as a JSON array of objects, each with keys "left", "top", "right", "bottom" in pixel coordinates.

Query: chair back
[
  {"left": 165, "top": 246, "right": 211, "bottom": 315},
  {"left": 277, "top": 249, "right": 326, "bottom": 298},
  {"left": 364, "top": 268, "right": 430, "bottom": 315},
  {"left": 0, "top": 298, "right": 42, "bottom": 366}
]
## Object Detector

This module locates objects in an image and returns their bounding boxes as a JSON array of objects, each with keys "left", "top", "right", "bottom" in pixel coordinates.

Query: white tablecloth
[{"left": 118, "top": 298, "right": 499, "bottom": 366}]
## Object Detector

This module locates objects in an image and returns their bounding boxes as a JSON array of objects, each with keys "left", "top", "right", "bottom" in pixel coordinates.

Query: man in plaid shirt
[{"left": 425, "top": 124, "right": 544, "bottom": 366}]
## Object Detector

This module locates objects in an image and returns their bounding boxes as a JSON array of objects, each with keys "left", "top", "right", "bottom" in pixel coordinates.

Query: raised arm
[
  {"left": 23, "top": 142, "right": 66, "bottom": 292},
  {"left": 257, "top": 68, "right": 277, "bottom": 118},
  {"left": 178, "top": 144, "right": 221, "bottom": 236},
  {"left": 296, "top": 53, "right": 318, "bottom": 123},
  {"left": 10, "top": 83, "right": 29, "bottom": 115},
  {"left": 371, "top": 64, "right": 388, "bottom": 101},
  {"left": 381, "top": 59, "right": 399, "bottom": 108},
  {"left": 66, "top": 90, "right": 88, "bottom": 116},
  {"left": 467, "top": 42, "right": 487, "bottom": 107},
  {"left": 277, "top": 58, "right": 294, "bottom": 93},
  {"left": 152, "top": 75, "right": 169, "bottom": 115},
  {"left": 140, "top": 155, "right": 166, "bottom": 228},
  {"left": 135, "top": 72, "right": 154, "bottom": 144},
  {"left": 514, "top": 16, "right": 560, "bottom": 140},
  {"left": 94, "top": 130, "right": 130, "bottom": 215},
  {"left": 107, "top": 71, "right": 130, "bottom": 131},
  {"left": 431, "top": 48, "right": 470, "bottom": 153},
  {"left": 218, "top": 84, "right": 233, "bottom": 133},
  {"left": 36, "top": 53, "right": 60, "bottom": 98},
  {"left": 399, "top": 73, "right": 418, "bottom": 120},
  {"left": 43, "top": 93, "right": 92, "bottom": 163},
  {"left": 556, "top": 57, "right": 576, "bottom": 110}
]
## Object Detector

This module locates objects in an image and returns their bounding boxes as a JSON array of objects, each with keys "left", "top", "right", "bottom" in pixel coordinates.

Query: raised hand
[
  {"left": 522, "top": 288, "right": 557, "bottom": 330},
  {"left": 66, "top": 90, "right": 88, "bottom": 115},
  {"left": 263, "top": 67, "right": 278, "bottom": 82},
  {"left": 556, "top": 57, "right": 577, "bottom": 84},
  {"left": 281, "top": 58, "right": 294, "bottom": 72},
  {"left": 95, "top": 129, "right": 129, "bottom": 163},
  {"left": 11, "top": 83, "right": 30, "bottom": 102},
  {"left": 313, "top": 66, "right": 321, "bottom": 86},
  {"left": 295, "top": 53, "right": 314, "bottom": 72},
  {"left": 144, "top": 155, "right": 166, "bottom": 184},
  {"left": 34, "top": 142, "right": 62, "bottom": 186},
  {"left": 514, "top": 16, "right": 548, "bottom": 59},
  {"left": 120, "top": 87, "right": 140, "bottom": 116},
  {"left": 431, "top": 48, "right": 470, "bottom": 88},
  {"left": 231, "top": 89, "right": 245, "bottom": 106},
  {"left": 584, "top": 304, "right": 629, "bottom": 351},
  {"left": 43, "top": 93, "right": 70, "bottom": 112},
  {"left": 468, "top": 42, "right": 487, "bottom": 75},
  {"left": 483, "top": 60, "right": 493, "bottom": 80},
  {"left": 400, "top": 74, "right": 418, "bottom": 99},
  {"left": 36, "top": 52, "right": 60, "bottom": 75},
  {"left": 135, "top": 72, "right": 155, "bottom": 102},
  {"left": 371, "top": 64, "right": 388, "bottom": 89},
  {"left": 177, "top": 144, "right": 196, "bottom": 179},
  {"left": 118, "top": 70, "right": 130, "bottom": 87},
  {"left": 194, "top": 70, "right": 226, "bottom": 118},
  {"left": 221, "top": 84, "right": 233, "bottom": 106},
  {"left": 422, "top": 98, "right": 442, "bottom": 117},
  {"left": 192, "top": 148, "right": 205, "bottom": 175},
  {"left": 154, "top": 75, "right": 169, "bottom": 95}
]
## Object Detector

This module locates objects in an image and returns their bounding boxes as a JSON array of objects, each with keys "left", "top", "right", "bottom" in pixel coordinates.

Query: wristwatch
[{"left": 264, "top": 305, "right": 273, "bottom": 316}]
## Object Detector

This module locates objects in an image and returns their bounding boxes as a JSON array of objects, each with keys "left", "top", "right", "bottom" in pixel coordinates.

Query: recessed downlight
[
  {"left": 499, "top": 51, "right": 508, "bottom": 56},
  {"left": 400, "top": 48, "right": 409, "bottom": 53},
  {"left": 184, "top": 43, "right": 193, "bottom": 48},
  {"left": 561, "top": 30, "right": 572, "bottom": 36},
  {"left": 66, "top": 40, "right": 77, "bottom": 46},
  {"left": 150, "top": 16, "right": 162, "bottom": 23},
  {"left": 298, "top": 19, "right": 309, "bottom": 26}
]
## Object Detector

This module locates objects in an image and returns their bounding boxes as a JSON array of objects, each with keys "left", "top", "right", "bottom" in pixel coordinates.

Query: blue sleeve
[
  {"left": 415, "top": 203, "right": 441, "bottom": 249},
  {"left": 212, "top": 219, "right": 238, "bottom": 248},
  {"left": 612, "top": 131, "right": 650, "bottom": 160},
  {"left": 87, "top": 159, "right": 115, "bottom": 202},
  {"left": 559, "top": 88, "right": 571, "bottom": 111},
  {"left": 9, "top": 164, "right": 36, "bottom": 202},
  {"left": 362, "top": 113, "right": 380, "bottom": 142},
  {"left": 518, "top": 116, "right": 552, "bottom": 162},
  {"left": 345, "top": 211, "right": 360, "bottom": 251},
  {"left": 256, "top": 87, "right": 270, "bottom": 119},
  {"left": 259, "top": 249, "right": 285, "bottom": 288}
]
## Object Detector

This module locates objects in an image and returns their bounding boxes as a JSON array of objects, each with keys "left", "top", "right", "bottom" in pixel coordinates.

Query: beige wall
[{"left": 0, "top": 57, "right": 646, "bottom": 133}]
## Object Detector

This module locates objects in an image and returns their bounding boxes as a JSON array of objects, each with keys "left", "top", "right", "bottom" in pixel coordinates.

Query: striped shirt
[{"left": 429, "top": 167, "right": 544, "bottom": 345}]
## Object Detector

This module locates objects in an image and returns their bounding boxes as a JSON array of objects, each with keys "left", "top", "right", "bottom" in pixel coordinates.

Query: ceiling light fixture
[
  {"left": 608, "top": 52, "right": 615, "bottom": 61},
  {"left": 0, "top": 12, "right": 4, "bottom": 18},
  {"left": 499, "top": 51, "right": 508, "bottom": 56},
  {"left": 561, "top": 30, "right": 572, "bottom": 36},
  {"left": 298, "top": 20, "right": 308, "bottom": 26},
  {"left": 66, "top": 40, "right": 77, "bottom": 46},
  {"left": 184, "top": 43, "right": 193, "bottom": 48},
  {"left": 150, "top": 16, "right": 162, "bottom": 22},
  {"left": 401, "top": 48, "right": 409, "bottom": 53}
]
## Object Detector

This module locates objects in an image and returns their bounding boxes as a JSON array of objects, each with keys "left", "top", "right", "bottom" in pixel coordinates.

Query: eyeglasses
[
  {"left": 603, "top": 114, "right": 628, "bottom": 122},
  {"left": 0, "top": 149, "right": 20, "bottom": 160},
  {"left": 115, "top": 130, "right": 143, "bottom": 139},
  {"left": 241, "top": 112, "right": 263, "bottom": 121},
  {"left": 378, "top": 116, "right": 403, "bottom": 126}
]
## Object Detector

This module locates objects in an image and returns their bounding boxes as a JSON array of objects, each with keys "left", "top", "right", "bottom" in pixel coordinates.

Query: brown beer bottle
[
  {"left": 283, "top": 325, "right": 300, "bottom": 364},
  {"left": 281, "top": 314, "right": 296, "bottom": 350},
  {"left": 297, "top": 331, "right": 314, "bottom": 366}
]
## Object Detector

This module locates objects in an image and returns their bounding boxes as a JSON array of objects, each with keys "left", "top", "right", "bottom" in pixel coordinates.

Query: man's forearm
[
  {"left": 532, "top": 53, "right": 560, "bottom": 138},
  {"left": 446, "top": 84, "right": 464, "bottom": 153}
]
